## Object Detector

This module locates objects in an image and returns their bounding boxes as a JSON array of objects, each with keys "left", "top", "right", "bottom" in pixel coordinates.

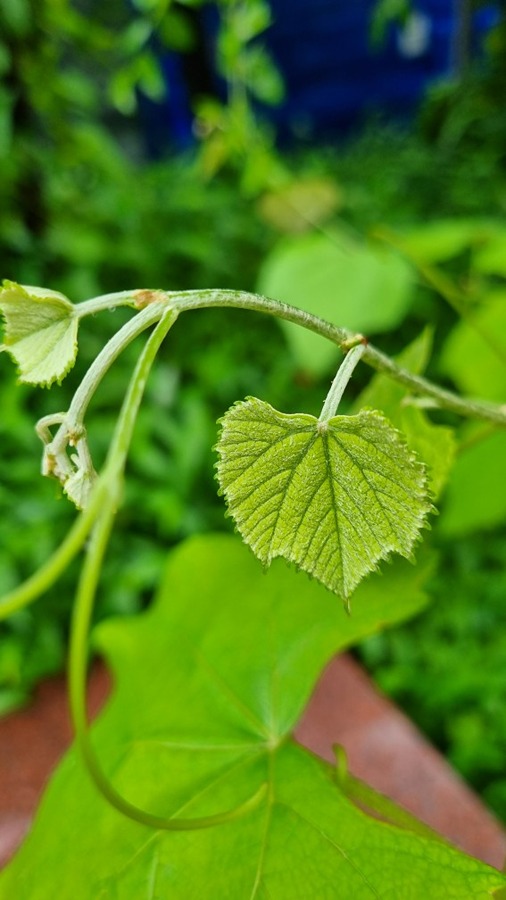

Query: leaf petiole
[{"left": 319, "top": 342, "right": 367, "bottom": 423}]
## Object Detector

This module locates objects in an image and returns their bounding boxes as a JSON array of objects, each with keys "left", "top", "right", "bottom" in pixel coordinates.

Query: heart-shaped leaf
[
  {"left": 216, "top": 398, "right": 431, "bottom": 602},
  {"left": 1, "top": 536, "right": 503, "bottom": 898},
  {"left": 0, "top": 281, "right": 78, "bottom": 386}
]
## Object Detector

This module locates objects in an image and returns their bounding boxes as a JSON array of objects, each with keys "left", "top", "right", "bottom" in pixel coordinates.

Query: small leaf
[
  {"left": 216, "top": 398, "right": 431, "bottom": 601},
  {"left": 62, "top": 462, "right": 97, "bottom": 511},
  {"left": 0, "top": 281, "right": 78, "bottom": 386}
]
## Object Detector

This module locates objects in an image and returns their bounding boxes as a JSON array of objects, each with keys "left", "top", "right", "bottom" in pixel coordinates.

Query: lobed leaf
[
  {"left": 1, "top": 535, "right": 503, "bottom": 898},
  {"left": 216, "top": 398, "right": 432, "bottom": 602},
  {"left": 0, "top": 281, "right": 78, "bottom": 386}
]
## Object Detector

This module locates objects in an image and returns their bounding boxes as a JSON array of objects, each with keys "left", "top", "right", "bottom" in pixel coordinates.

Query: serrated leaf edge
[{"left": 215, "top": 397, "right": 434, "bottom": 601}]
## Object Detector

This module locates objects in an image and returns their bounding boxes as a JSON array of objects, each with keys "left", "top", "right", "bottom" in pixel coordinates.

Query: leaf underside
[
  {"left": 0, "top": 281, "right": 78, "bottom": 386},
  {"left": 0, "top": 535, "right": 502, "bottom": 898},
  {"left": 216, "top": 398, "right": 431, "bottom": 601}
]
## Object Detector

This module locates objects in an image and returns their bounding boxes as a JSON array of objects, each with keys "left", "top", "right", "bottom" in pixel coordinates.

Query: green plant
[{"left": 0, "top": 280, "right": 505, "bottom": 895}]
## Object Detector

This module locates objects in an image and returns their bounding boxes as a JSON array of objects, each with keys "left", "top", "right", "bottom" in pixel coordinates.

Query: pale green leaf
[
  {"left": 397, "top": 406, "right": 456, "bottom": 499},
  {"left": 257, "top": 177, "right": 342, "bottom": 234},
  {"left": 473, "top": 230, "right": 506, "bottom": 276},
  {"left": 439, "top": 426, "right": 506, "bottom": 537},
  {"left": 256, "top": 229, "right": 413, "bottom": 376},
  {"left": 440, "top": 291, "right": 506, "bottom": 403},
  {"left": 1, "top": 535, "right": 502, "bottom": 898},
  {"left": 399, "top": 218, "right": 493, "bottom": 263},
  {"left": 0, "top": 281, "right": 78, "bottom": 386},
  {"left": 355, "top": 328, "right": 433, "bottom": 410},
  {"left": 216, "top": 398, "right": 431, "bottom": 601}
]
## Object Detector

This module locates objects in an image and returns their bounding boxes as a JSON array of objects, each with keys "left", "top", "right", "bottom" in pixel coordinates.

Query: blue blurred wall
[{"left": 141, "top": 0, "right": 498, "bottom": 153}]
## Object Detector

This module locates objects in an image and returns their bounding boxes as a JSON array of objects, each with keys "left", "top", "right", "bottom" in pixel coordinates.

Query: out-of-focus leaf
[
  {"left": 440, "top": 291, "right": 506, "bottom": 403},
  {"left": 243, "top": 45, "right": 284, "bottom": 105},
  {"left": 438, "top": 427, "right": 506, "bottom": 537},
  {"left": 257, "top": 177, "right": 342, "bottom": 234},
  {"left": 355, "top": 331, "right": 456, "bottom": 498},
  {"left": 473, "top": 231, "right": 506, "bottom": 277},
  {"left": 257, "top": 230, "right": 413, "bottom": 376},
  {"left": 0, "top": 0, "right": 31, "bottom": 36},
  {"left": 399, "top": 219, "right": 494, "bottom": 263}
]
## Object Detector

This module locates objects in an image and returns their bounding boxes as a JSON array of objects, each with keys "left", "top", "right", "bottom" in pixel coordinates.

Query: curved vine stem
[
  {"left": 164, "top": 289, "right": 506, "bottom": 427},
  {"left": 68, "top": 306, "right": 267, "bottom": 831}
]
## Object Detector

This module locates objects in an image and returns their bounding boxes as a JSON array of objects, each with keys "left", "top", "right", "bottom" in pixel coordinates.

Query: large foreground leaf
[
  {"left": 2, "top": 535, "right": 504, "bottom": 898},
  {"left": 216, "top": 398, "right": 431, "bottom": 601}
]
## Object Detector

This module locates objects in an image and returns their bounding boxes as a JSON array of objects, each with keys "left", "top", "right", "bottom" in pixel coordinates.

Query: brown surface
[
  {"left": 0, "top": 654, "right": 504, "bottom": 871},
  {"left": 0, "top": 662, "right": 111, "bottom": 866}
]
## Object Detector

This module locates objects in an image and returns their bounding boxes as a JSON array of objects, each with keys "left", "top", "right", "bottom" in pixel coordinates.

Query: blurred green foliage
[
  {"left": 359, "top": 531, "right": 506, "bottom": 820},
  {"left": 1, "top": 0, "right": 506, "bottom": 826}
]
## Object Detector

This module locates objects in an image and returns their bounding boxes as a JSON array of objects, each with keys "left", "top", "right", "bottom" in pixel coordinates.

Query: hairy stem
[
  {"left": 74, "top": 290, "right": 140, "bottom": 318},
  {"left": 163, "top": 289, "right": 506, "bottom": 427},
  {"left": 64, "top": 302, "right": 166, "bottom": 433}
]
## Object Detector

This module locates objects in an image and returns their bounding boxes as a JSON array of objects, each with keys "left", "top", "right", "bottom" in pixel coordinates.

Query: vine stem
[
  {"left": 68, "top": 286, "right": 506, "bottom": 426},
  {"left": 60, "top": 302, "right": 166, "bottom": 436},
  {"left": 74, "top": 290, "right": 140, "bottom": 318},
  {"left": 68, "top": 306, "right": 267, "bottom": 830},
  {"left": 160, "top": 289, "right": 506, "bottom": 427}
]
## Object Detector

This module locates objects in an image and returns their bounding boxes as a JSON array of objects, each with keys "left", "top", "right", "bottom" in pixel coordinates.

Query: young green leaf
[
  {"left": 0, "top": 281, "right": 78, "bottom": 386},
  {"left": 1, "top": 536, "right": 502, "bottom": 898},
  {"left": 216, "top": 398, "right": 431, "bottom": 602}
]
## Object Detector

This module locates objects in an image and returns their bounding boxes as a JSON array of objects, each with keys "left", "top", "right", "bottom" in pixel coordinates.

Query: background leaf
[
  {"left": 438, "top": 427, "right": 506, "bottom": 537},
  {"left": 354, "top": 330, "right": 456, "bottom": 498},
  {"left": 256, "top": 229, "right": 413, "bottom": 376},
  {"left": 216, "top": 398, "right": 431, "bottom": 601},
  {"left": 2, "top": 535, "right": 503, "bottom": 898},
  {"left": 439, "top": 291, "right": 506, "bottom": 403},
  {"left": 398, "top": 218, "right": 493, "bottom": 263}
]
